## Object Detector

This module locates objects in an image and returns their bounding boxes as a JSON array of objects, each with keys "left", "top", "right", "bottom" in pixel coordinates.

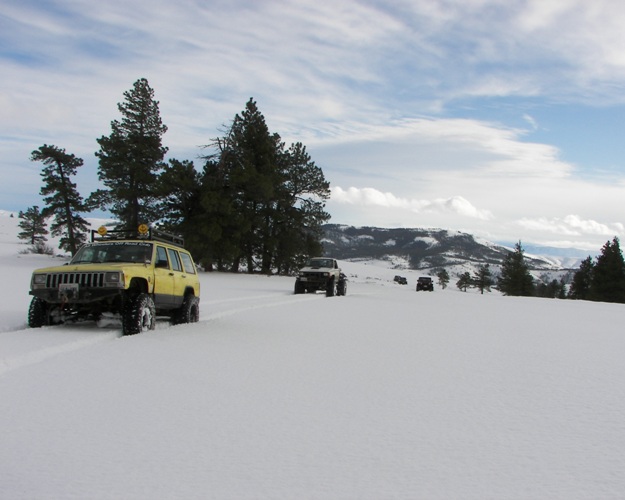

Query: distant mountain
[{"left": 321, "top": 225, "right": 578, "bottom": 278}]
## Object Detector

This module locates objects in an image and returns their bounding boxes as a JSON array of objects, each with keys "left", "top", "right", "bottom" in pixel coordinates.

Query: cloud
[
  {"left": 331, "top": 187, "right": 492, "bottom": 220},
  {"left": 427, "top": 196, "right": 494, "bottom": 220},
  {"left": 523, "top": 114, "right": 539, "bottom": 131},
  {"left": 517, "top": 215, "right": 625, "bottom": 237},
  {"left": 4, "top": 0, "right": 625, "bottom": 253}
]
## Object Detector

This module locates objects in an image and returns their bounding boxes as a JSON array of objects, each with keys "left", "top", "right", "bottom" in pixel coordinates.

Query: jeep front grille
[
  {"left": 46, "top": 272, "right": 106, "bottom": 288},
  {"left": 302, "top": 272, "right": 325, "bottom": 279}
]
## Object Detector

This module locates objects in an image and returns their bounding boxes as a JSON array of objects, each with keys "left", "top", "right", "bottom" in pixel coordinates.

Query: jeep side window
[
  {"left": 167, "top": 248, "right": 182, "bottom": 272},
  {"left": 179, "top": 252, "right": 196, "bottom": 274},
  {"left": 156, "top": 246, "right": 169, "bottom": 268}
]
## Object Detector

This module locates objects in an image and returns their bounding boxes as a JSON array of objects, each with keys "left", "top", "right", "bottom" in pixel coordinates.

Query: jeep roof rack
[{"left": 91, "top": 227, "right": 185, "bottom": 247}]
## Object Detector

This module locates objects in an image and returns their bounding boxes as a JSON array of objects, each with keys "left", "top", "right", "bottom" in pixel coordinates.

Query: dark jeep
[
  {"left": 394, "top": 275, "right": 408, "bottom": 285},
  {"left": 416, "top": 276, "right": 434, "bottom": 292}
]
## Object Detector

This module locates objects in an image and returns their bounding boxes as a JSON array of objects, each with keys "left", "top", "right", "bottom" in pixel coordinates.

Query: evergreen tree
[
  {"left": 569, "top": 256, "right": 593, "bottom": 300},
  {"left": 272, "top": 141, "right": 330, "bottom": 274},
  {"left": 473, "top": 264, "right": 493, "bottom": 294},
  {"left": 589, "top": 237, "right": 625, "bottom": 303},
  {"left": 198, "top": 98, "right": 330, "bottom": 273},
  {"left": 153, "top": 158, "right": 230, "bottom": 269},
  {"left": 548, "top": 279, "right": 565, "bottom": 298},
  {"left": 210, "top": 98, "right": 279, "bottom": 272},
  {"left": 456, "top": 271, "right": 472, "bottom": 292},
  {"left": 31, "top": 145, "right": 89, "bottom": 255},
  {"left": 18, "top": 206, "right": 48, "bottom": 245},
  {"left": 155, "top": 159, "right": 202, "bottom": 233},
  {"left": 92, "top": 78, "right": 168, "bottom": 229},
  {"left": 196, "top": 159, "right": 247, "bottom": 271},
  {"left": 497, "top": 241, "right": 535, "bottom": 296},
  {"left": 436, "top": 269, "right": 450, "bottom": 289}
]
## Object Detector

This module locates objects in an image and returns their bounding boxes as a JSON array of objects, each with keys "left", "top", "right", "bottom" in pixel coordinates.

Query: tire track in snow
[
  {"left": 1, "top": 292, "right": 345, "bottom": 377},
  {"left": 203, "top": 292, "right": 323, "bottom": 320},
  {"left": 0, "top": 329, "right": 119, "bottom": 378},
  {"left": 0, "top": 294, "right": 315, "bottom": 377},
  {"left": 201, "top": 287, "right": 376, "bottom": 322}
]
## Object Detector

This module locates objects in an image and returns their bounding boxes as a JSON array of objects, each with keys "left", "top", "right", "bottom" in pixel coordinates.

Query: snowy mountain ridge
[{"left": 322, "top": 224, "right": 583, "bottom": 277}]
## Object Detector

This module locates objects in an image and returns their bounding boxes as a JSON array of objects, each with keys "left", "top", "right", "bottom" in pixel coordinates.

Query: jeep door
[
  {"left": 153, "top": 245, "right": 177, "bottom": 309},
  {"left": 166, "top": 248, "right": 187, "bottom": 307}
]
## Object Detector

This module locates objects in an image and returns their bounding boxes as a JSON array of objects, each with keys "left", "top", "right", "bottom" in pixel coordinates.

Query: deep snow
[{"left": 1, "top": 212, "right": 625, "bottom": 499}]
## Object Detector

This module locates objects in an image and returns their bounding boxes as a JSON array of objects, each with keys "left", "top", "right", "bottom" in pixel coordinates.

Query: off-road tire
[
  {"left": 294, "top": 280, "right": 306, "bottom": 295},
  {"left": 28, "top": 297, "right": 49, "bottom": 327},
  {"left": 122, "top": 293, "right": 155, "bottom": 335},
  {"left": 337, "top": 277, "right": 347, "bottom": 296},
  {"left": 174, "top": 295, "right": 200, "bottom": 325},
  {"left": 326, "top": 278, "right": 336, "bottom": 297}
]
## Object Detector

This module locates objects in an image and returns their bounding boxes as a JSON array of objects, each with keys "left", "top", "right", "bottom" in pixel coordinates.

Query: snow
[
  {"left": 413, "top": 236, "right": 438, "bottom": 247},
  {"left": 2, "top": 212, "right": 625, "bottom": 499}
]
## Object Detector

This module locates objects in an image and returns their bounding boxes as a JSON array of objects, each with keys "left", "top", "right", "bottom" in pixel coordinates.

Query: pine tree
[
  {"left": 92, "top": 78, "right": 168, "bottom": 229},
  {"left": 497, "top": 241, "right": 535, "bottom": 296},
  {"left": 456, "top": 272, "right": 472, "bottom": 292},
  {"left": 198, "top": 98, "right": 331, "bottom": 274},
  {"left": 473, "top": 264, "right": 493, "bottom": 294},
  {"left": 569, "top": 256, "right": 594, "bottom": 300},
  {"left": 589, "top": 237, "right": 625, "bottom": 303},
  {"left": 155, "top": 159, "right": 202, "bottom": 231},
  {"left": 154, "top": 158, "right": 220, "bottom": 267},
  {"left": 212, "top": 98, "right": 279, "bottom": 272},
  {"left": 273, "top": 141, "right": 330, "bottom": 274},
  {"left": 18, "top": 206, "right": 49, "bottom": 246},
  {"left": 31, "top": 145, "right": 89, "bottom": 255},
  {"left": 436, "top": 269, "right": 449, "bottom": 290},
  {"left": 436, "top": 269, "right": 450, "bottom": 289},
  {"left": 196, "top": 159, "right": 247, "bottom": 271}
]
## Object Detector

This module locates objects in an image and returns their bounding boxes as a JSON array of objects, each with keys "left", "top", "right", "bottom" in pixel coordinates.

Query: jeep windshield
[
  {"left": 71, "top": 242, "right": 153, "bottom": 264},
  {"left": 307, "top": 258, "right": 332, "bottom": 269}
]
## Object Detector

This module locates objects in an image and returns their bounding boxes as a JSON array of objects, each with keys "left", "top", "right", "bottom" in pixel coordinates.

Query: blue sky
[{"left": 3, "top": 0, "right": 625, "bottom": 255}]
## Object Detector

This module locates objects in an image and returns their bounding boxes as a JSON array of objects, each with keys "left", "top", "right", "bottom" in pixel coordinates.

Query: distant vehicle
[
  {"left": 28, "top": 226, "right": 201, "bottom": 335},
  {"left": 394, "top": 275, "right": 408, "bottom": 285},
  {"left": 416, "top": 276, "right": 434, "bottom": 292},
  {"left": 294, "top": 257, "right": 347, "bottom": 297}
]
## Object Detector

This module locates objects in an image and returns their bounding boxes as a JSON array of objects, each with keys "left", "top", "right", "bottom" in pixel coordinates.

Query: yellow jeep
[{"left": 28, "top": 226, "right": 200, "bottom": 335}]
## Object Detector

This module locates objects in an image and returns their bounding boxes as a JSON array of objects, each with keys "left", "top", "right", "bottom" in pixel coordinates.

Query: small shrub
[{"left": 19, "top": 242, "right": 55, "bottom": 255}]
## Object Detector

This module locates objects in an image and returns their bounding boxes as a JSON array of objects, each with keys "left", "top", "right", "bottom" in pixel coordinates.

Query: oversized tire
[
  {"left": 122, "top": 293, "right": 155, "bottom": 335},
  {"left": 294, "top": 280, "right": 305, "bottom": 295},
  {"left": 174, "top": 295, "right": 200, "bottom": 325},
  {"left": 326, "top": 278, "right": 336, "bottom": 297},
  {"left": 28, "top": 297, "right": 49, "bottom": 328},
  {"left": 337, "top": 277, "right": 347, "bottom": 296}
]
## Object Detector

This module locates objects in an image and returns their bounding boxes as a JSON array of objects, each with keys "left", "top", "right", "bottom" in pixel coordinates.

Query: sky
[{"left": 3, "top": 0, "right": 625, "bottom": 254}]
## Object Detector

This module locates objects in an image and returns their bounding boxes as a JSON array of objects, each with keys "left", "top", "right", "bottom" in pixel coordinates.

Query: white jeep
[{"left": 294, "top": 257, "right": 347, "bottom": 297}]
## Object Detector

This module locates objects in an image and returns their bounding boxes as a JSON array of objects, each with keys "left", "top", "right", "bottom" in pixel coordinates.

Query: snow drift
[{"left": 1, "top": 212, "right": 624, "bottom": 499}]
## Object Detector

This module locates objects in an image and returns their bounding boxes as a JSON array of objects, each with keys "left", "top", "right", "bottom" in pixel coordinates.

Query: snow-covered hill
[
  {"left": 2, "top": 211, "right": 625, "bottom": 499},
  {"left": 322, "top": 224, "right": 583, "bottom": 275}
]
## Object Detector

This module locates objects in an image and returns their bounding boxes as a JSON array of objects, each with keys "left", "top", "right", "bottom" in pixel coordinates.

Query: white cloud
[
  {"left": 331, "top": 187, "right": 492, "bottom": 220},
  {"left": 4, "top": 0, "right": 625, "bottom": 253},
  {"left": 517, "top": 215, "right": 624, "bottom": 237},
  {"left": 523, "top": 114, "right": 539, "bottom": 131},
  {"left": 426, "top": 196, "right": 494, "bottom": 220}
]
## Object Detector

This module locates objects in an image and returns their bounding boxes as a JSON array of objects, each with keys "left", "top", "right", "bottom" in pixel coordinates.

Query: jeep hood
[{"left": 31, "top": 262, "right": 142, "bottom": 274}]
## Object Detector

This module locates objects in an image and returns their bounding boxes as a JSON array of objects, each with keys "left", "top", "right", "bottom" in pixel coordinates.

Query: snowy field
[{"left": 1, "top": 212, "right": 625, "bottom": 499}]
